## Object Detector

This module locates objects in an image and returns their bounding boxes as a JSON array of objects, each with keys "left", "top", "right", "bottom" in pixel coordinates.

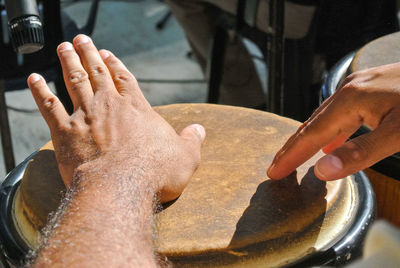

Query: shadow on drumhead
[
  {"left": 165, "top": 168, "right": 330, "bottom": 267},
  {"left": 229, "top": 168, "right": 327, "bottom": 247},
  {"left": 228, "top": 168, "right": 327, "bottom": 263}
]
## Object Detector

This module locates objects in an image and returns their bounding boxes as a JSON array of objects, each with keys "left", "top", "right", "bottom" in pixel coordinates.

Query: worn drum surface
[
  {"left": 322, "top": 32, "right": 400, "bottom": 227},
  {"left": 0, "top": 104, "right": 375, "bottom": 267}
]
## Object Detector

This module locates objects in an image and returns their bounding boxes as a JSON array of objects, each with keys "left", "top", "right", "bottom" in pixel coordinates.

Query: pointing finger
[{"left": 267, "top": 89, "right": 364, "bottom": 180}]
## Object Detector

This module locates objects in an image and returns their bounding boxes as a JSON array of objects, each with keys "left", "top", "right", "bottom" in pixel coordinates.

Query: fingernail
[
  {"left": 29, "top": 73, "right": 41, "bottom": 83},
  {"left": 75, "top": 35, "right": 90, "bottom": 45},
  {"left": 100, "top": 50, "right": 111, "bottom": 60},
  {"left": 58, "top": 42, "right": 73, "bottom": 51},
  {"left": 193, "top": 124, "right": 206, "bottom": 141},
  {"left": 315, "top": 154, "right": 343, "bottom": 179}
]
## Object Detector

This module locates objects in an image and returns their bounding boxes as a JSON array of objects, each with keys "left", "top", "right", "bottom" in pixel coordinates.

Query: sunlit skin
[
  {"left": 28, "top": 34, "right": 205, "bottom": 267},
  {"left": 25, "top": 31, "right": 400, "bottom": 266},
  {"left": 268, "top": 62, "right": 400, "bottom": 181}
]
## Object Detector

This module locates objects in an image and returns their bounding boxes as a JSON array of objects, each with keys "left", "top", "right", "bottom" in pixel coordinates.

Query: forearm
[
  {"left": 27, "top": 34, "right": 204, "bottom": 267},
  {"left": 32, "top": 160, "right": 159, "bottom": 267}
]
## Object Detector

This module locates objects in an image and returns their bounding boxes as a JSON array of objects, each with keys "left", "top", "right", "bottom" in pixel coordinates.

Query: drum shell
[
  {"left": 0, "top": 104, "right": 376, "bottom": 267},
  {"left": 321, "top": 38, "right": 400, "bottom": 226}
]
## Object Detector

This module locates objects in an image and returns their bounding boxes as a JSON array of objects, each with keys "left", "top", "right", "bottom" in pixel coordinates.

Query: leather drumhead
[
  {"left": 13, "top": 104, "right": 358, "bottom": 267},
  {"left": 351, "top": 32, "right": 400, "bottom": 73}
]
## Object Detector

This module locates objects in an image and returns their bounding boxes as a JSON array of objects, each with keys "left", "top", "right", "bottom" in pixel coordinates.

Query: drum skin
[
  {"left": 350, "top": 32, "right": 400, "bottom": 73},
  {"left": 349, "top": 32, "right": 400, "bottom": 227},
  {"left": 12, "top": 104, "right": 359, "bottom": 267}
]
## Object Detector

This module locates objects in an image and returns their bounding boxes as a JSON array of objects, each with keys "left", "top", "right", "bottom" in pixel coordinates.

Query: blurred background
[
  {"left": 0, "top": 0, "right": 398, "bottom": 178},
  {"left": 2, "top": 0, "right": 268, "bottom": 178}
]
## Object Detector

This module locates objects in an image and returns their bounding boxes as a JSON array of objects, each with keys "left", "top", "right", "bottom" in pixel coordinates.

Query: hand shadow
[{"left": 226, "top": 167, "right": 327, "bottom": 264}]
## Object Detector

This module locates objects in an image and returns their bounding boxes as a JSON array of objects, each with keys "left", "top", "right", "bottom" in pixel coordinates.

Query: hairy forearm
[
  {"left": 26, "top": 34, "right": 204, "bottom": 267},
  {"left": 32, "top": 160, "right": 159, "bottom": 267}
]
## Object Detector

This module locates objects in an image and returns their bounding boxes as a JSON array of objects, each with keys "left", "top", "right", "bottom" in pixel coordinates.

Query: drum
[
  {"left": 322, "top": 32, "right": 400, "bottom": 227},
  {"left": 0, "top": 104, "right": 375, "bottom": 267}
]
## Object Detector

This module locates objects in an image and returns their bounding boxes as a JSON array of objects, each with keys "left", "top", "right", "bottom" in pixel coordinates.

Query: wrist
[
  {"left": 72, "top": 155, "right": 162, "bottom": 200},
  {"left": 35, "top": 155, "right": 159, "bottom": 267}
]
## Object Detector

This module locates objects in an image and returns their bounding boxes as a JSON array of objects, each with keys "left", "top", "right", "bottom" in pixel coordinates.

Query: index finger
[{"left": 267, "top": 90, "right": 363, "bottom": 180}]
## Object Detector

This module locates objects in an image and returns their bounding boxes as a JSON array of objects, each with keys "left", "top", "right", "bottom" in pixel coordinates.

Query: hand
[
  {"left": 267, "top": 62, "right": 400, "bottom": 181},
  {"left": 27, "top": 34, "right": 205, "bottom": 202}
]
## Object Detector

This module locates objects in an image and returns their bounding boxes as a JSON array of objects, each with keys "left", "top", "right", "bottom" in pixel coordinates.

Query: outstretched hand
[
  {"left": 267, "top": 62, "right": 400, "bottom": 181},
  {"left": 28, "top": 34, "right": 205, "bottom": 202}
]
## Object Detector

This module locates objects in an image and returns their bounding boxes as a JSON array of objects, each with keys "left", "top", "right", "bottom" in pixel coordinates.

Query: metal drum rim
[
  {"left": 290, "top": 171, "right": 376, "bottom": 266},
  {"left": 0, "top": 152, "right": 36, "bottom": 266}
]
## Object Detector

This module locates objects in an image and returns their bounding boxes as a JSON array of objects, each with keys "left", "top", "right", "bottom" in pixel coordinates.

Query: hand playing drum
[
  {"left": 268, "top": 61, "right": 400, "bottom": 182},
  {"left": 303, "top": 33, "right": 400, "bottom": 227},
  {"left": 25, "top": 34, "right": 206, "bottom": 267}
]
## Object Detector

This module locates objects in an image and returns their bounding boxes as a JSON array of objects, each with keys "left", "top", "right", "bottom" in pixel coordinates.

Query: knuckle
[
  {"left": 56, "top": 123, "right": 71, "bottom": 134},
  {"left": 42, "top": 96, "right": 59, "bottom": 111},
  {"left": 298, "top": 122, "right": 313, "bottom": 137},
  {"left": 57, "top": 47, "right": 73, "bottom": 56},
  {"left": 114, "top": 71, "right": 135, "bottom": 84},
  {"left": 68, "top": 118, "right": 85, "bottom": 133},
  {"left": 340, "top": 81, "right": 360, "bottom": 93},
  {"left": 338, "top": 81, "right": 365, "bottom": 100},
  {"left": 296, "top": 121, "right": 309, "bottom": 134},
  {"left": 341, "top": 73, "right": 356, "bottom": 86},
  {"left": 185, "top": 145, "right": 201, "bottom": 168},
  {"left": 68, "top": 69, "right": 89, "bottom": 87},
  {"left": 299, "top": 124, "right": 327, "bottom": 150},
  {"left": 106, "top": 55, "right": 119, "bottom": 65},
  {"left": 87, "top": 64, "right": 108, "bottom": 77},
  {"left": 346, "top": 138, "right": 372, "bottom": 162}
]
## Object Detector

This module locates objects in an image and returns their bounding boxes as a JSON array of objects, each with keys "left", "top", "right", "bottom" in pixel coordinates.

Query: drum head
[
  {"left": 13, "top": 104, "right": 359, "bottom": 267},
  {"left": 351, "top": 32, "right": 400, "bottom": 73}
]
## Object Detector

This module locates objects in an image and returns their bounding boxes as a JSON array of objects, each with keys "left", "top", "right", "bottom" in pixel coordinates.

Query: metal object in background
[
  {"left": 156, "top": 10, "right": 171, "bottom": 30},
  {"left": 0, "top": 0, "right": 100, "bottom": 175},
  {"left": 267, "top": 0, "right": 284, "bottom": 115},
  {"left": 206, "top": 24, "right": 229, "bottom": 103},
  {"left": 0, "top": 81, "right": 15, "bottom": 173},
  {"left": 206, "top": 0, "right": 286, "bottom": 114},
  {"left": 4, "top": 0, "right": 44, "bottom": 54}
]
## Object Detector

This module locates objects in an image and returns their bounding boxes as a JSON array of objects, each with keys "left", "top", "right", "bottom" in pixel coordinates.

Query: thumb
[{"left": 179, "top": 124, "right": 206, "bottom": 147}]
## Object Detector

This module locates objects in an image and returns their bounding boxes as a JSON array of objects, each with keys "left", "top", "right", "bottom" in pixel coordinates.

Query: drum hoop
[
  {"left": 289, "top": 172, "right": 376, "bottom": 266},
  {"left": 321, "top": 51, "right": 355, "bottom": 100},
  {"left": 322, "top": 52, "right": 400, "bottom": 180},
  {"left": 0, "top": 151, "right": 35, "bottom": 265}
]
